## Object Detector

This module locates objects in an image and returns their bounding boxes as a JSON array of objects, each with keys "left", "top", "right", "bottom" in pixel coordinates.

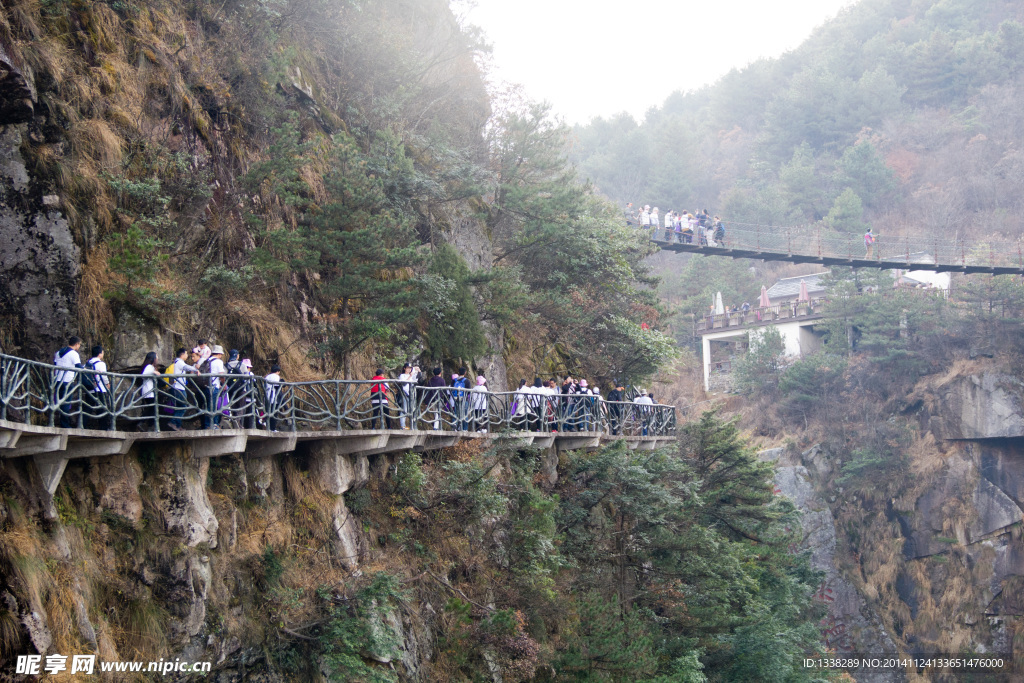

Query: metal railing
[
  {"left": 696, "top": 298, "right": 827, "bottom": 332},
  {"left": 0, "top": 353, "right": 676, "bottom": 438},
  {"left": 650, "top": 224, "right": 1024, "bottom": 270}
]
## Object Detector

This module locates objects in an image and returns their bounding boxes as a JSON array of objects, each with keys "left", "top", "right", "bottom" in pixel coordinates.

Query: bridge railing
[
  {"left": 695, "top": 297, "right": 828, "bottom": 331},
  {"left": 650, "top": 225, "right": 1024, "bottom": 268},
  {"left": 0, "top": 353, "right": 676, "bottom": 438}
]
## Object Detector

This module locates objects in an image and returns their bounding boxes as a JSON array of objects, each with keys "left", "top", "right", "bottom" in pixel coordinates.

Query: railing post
[
  {"left": 412, "top": 384, "right": 421, "bottom": 430},
  {"left": 290, "top": 388, "right": 297, "bottom": 432},
  {"left": 335, "top": 382, "right": 343, "bottom": 430},
  {"left": 153, "top": 387, "right": 160, "bottom": 431},
  {"left": 76, "top": 378, "right": 83, "bottom": 429}
]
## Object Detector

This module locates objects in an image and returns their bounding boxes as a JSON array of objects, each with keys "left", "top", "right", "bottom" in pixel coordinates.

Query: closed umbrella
[
  {"left": 714, "top": 291, "right": 725, "bottom": 315},
  {"left": 797, "top": 279, "right": 810, "bottom": 303},
  {"left": 758, "top": 285, "right": 771, "bottom": 309}
]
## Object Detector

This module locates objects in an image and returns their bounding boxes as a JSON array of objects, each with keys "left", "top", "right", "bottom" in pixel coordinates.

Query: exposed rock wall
[
  {"left": 0, "top": 438, "right": 429, "bottom": 680},
  {"left": 0, "top": 125, "right": 80, "bottom": 354},
  {"left": 783, "top": 365, "right": 1024, "bottom": 677},
  {"left": 764, "top": 447, "right": 900, "bottom": 683},
  {"left": 922, "top": 372, "right": 1024, "bottom": 440}
]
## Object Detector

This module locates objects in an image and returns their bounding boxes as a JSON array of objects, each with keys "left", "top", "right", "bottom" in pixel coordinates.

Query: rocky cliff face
[
  {"left": 774, "top": 366, "right": 1024, "bottom": 677},
  {"left": 0, "top": 438, "right": 433, "bottom": 680},
  {"left": 0, "top": 123, "right": 80, "bottom": 355}
]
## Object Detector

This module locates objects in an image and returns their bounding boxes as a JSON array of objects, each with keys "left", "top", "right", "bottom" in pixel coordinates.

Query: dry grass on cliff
[{"left": 78, "top": 246, "right": 116, "bottom": 339}]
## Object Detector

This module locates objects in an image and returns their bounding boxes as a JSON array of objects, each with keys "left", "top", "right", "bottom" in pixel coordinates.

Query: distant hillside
[{"left": 572, "top": 0, "right": 1024, "bottom": 242}]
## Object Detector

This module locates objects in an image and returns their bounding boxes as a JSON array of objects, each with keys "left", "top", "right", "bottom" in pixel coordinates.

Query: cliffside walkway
[
  {"left": 650, "top": 224, "right": 1024, "bottom": 275},
  {"left": 0, "top": 353, "right": 675, "bottom": 499}
]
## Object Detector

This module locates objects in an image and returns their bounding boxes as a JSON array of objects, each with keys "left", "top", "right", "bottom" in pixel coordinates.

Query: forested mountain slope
[
  {"left": 569, "top": 0, "right": 1024, "bottom": 675},
  {"left": 0, "top": 0, "right": 671, "bottom": 385},
  {"left": 573, "top": 0, "right": 1024, "bottom": 243}
]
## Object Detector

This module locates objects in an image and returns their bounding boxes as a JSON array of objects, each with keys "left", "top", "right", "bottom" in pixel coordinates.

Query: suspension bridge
[{"left": 650, "top": 224, "right": 1024, "bottom": 275}]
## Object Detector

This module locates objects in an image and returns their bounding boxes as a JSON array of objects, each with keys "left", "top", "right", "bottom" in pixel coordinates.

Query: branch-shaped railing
[
  {"left": 650, "top": 224, "right": 1024, "bottom": 270},
  {"left": 0, "top": 353, "right": 676, "bottom": 438}
]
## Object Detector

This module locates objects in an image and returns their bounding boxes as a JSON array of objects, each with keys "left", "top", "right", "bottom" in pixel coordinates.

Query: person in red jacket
[{"left": 370, "top": 369, "right": 394, "bottom": 429}]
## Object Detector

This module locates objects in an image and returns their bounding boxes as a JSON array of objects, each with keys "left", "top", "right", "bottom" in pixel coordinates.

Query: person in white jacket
[
  {"left": 634, "top": 388, "right": 654, "bottom": 436},
  {"left": 397, "top": 363, "right": 420, "bottom": 429},
  {"left": 470, "top": 376, "right": 489, "bottom": 432},
  {"left": 512, "top": 379, "right": 529, "bottom": 429}
]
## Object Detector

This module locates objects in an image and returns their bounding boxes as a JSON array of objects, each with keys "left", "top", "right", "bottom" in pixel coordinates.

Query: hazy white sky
[{"left": 459, "top": 0, "right": 856, "bottom": 124}]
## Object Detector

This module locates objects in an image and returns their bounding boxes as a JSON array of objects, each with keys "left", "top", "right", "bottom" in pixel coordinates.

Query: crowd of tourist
[
  {"left": 623, "top": 202, "right": 726, "bottom": 246},
  {"left": 51, "top": 336, "right": 282, "bottom": 432},
  {"left": 46, "top": 339, "right": 662, "bottom": 435},
  {"left": 366, "top": 368, "right": 660, "bottom": 436}
]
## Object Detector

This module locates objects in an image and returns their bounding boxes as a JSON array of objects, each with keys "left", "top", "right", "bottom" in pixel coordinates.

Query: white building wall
[
  {"left": 702, "top": 320, "right": 821, "bottom": 391},
  {"left": 904, "top": 269, "right": 951, "bottom": 291}
]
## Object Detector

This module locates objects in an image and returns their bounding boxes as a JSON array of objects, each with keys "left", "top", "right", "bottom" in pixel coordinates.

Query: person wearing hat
[
  {"left": 578, "top": 379, "right": 594, "bottom": 431},
  {"left": 634, "top": 388, "right": 653, "bottom": 436},
  {"left": 204, "top": 345, "right": 226, "bottom": 429},
  {"left": 470, "top": 375, "right": 489, "bottom": 432}
]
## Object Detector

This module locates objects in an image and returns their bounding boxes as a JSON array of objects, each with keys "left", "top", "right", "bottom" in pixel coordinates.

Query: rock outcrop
[
  {"left": 763, "top": 447, "right": 900, "bottom": 682},
  {"left": 0, "top": 126, "right": 80, "bottom": 354},
  {"left": 925, "top": 372, "right": 1024, "bottom": 439}
]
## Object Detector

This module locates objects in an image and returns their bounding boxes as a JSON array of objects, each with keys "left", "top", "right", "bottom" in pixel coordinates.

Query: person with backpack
[
  {"left": 53, "top": 336, "right": 83, "bottom": 428},
  {"left": 224, "top": 350, "right": 250, "bottom": 428},
  {"left": 202, "top": 345, "right": 226, "bottom": 429},
  {"left": 137, "top": 352, "right": 160, "bottom": 431},
  {"left": 85, "top": 345, "right": 112, "bottom": 430},
  {"left": 370, "top": 369, "right": 393, "bottom": 429},
  {"left": 578, "top": 379, "right": 594, "bottom": 431},
  {"left": 451, "top": 367, "right": 469, "bottom": 430},
  {"left": 265, "top": 365, "right": 283, "bottom": 431},
  {"left": 634, "top": 388, "right": 654, "bottom": 436},
  {"left": 713, "top": 217, "right": 726, "bottom": 247},
  {"left": 864, "top": 228, "right": 876, "bottom": 258},
  {"left": 168, "top": 347, "right": 199, "bottom": 431}
]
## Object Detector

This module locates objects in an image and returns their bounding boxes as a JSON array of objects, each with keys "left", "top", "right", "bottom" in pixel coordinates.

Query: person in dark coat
[
  {"left": 424, "top": 367, "right": 447, "bottom": 430},
  {"left": 606, "top": 382, "right": 625, "bottom": 435}
]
